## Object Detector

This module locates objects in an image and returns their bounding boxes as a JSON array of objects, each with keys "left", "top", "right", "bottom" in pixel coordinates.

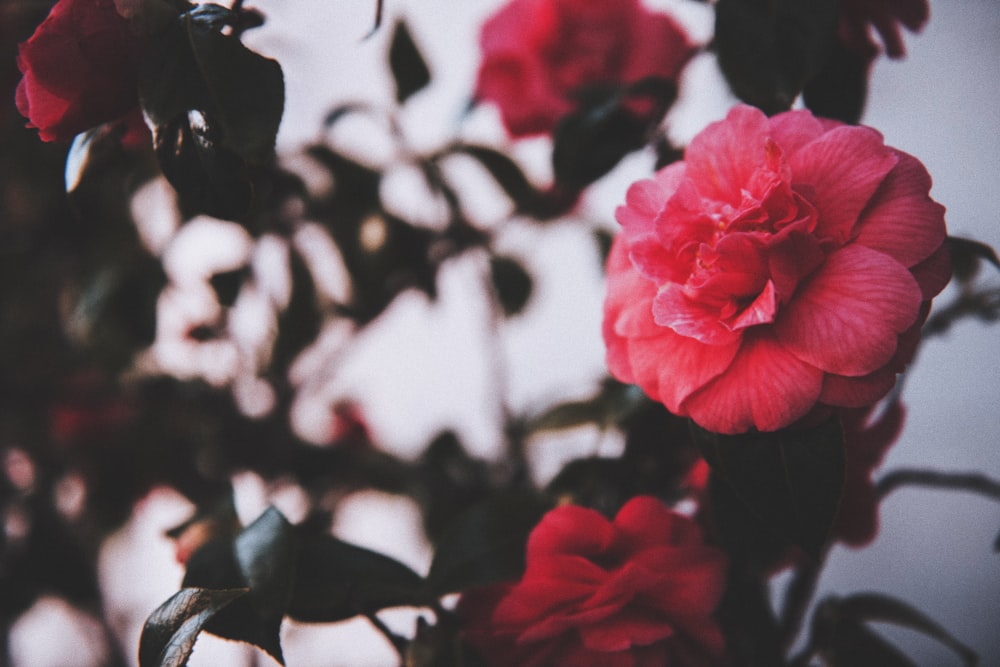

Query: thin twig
[
  {"left": 778, "top": 559, "right": 823, "bottom": 655},
  {"left": 876, "top": 468, "right": 1000, "bottom": 502}
]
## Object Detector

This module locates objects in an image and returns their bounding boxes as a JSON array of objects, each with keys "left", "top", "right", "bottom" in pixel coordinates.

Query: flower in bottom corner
[
  {"left": 603, "top": 104, "right": 950, "bottom": 435},
  {"left": 459, "top": 496, "right": 729, "bottom": 667}
]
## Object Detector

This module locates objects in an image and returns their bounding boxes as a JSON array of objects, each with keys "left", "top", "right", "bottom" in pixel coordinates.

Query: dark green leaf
[
  {"left": 389, "top": 20, "right": 431, "bottom": 104},
  {"left": 693, "top": 416, "right": 845, "bottom": 560},
  {"left": 140, "top": 11, "right": 284, "bottom": 163},
  {"left": 802, "top": 39, "right": 870, "bottom": 124},
  {"left": 947, "top": 236, "right": 1000, "bottom": 283},
  {"left": 209, "top": 267, "right": 250, "bottom": 308},
  {"left": 69, "top": 255, "right": 167, "bottom": 373},
  {"left": 552, "top": 79, "right": 674, "bottom": 189},
  {"left": 287, "top": 531, "right": 426, "bottom": 622},
  {"left": 152, "top": 110, "right": 254, "bottom": 221},
  {"left": 445, "top": 145, "right": 540, "bottom": 213},
  {"left": 526, "top": 380, "right": 645, "bottom": 434},
  {"left": 419, "top": 432, "right": 493, "bottom": 544},
  {"left": 182, "top": 507, "right": 298, "bottom": 664},
  {"left": 837, "top": 594, "right": 978, "bottom": 666},
  {"left": 822, "top": 619, "right": 918, "bottom": 667},
  {"left": 271, "top": 248, "right": 321, "bottom": 373},
  {"left": 489, "top": 255, "right": 533, "bottom": 316},
  {"left": 139, "top": 588, "right": 247, "bottom": 667},
  {"left": 426, "top": 493, "right": 551, "bottom": 595},
  {"left": 715, "top": 0, "right": 839, "bottom": 114}
]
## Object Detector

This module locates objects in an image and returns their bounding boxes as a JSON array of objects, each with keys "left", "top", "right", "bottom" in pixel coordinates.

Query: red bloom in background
[
  {"left": 460, "top": 497, "right": 728, "bottom": 667},
  {"left": 834, "top": 401, "right": 905, "bottom": 547},
  {"left": 15, "top": 0, "right": 145, "bottom": 142},
  {"left": 604, "top": 104, "right": 949, "bottom": 434},
  {"left": 475, "top": 0, "right": 695, "bottom": 137},
  {"left": 839, "top": 0, "right": 929, "bottom": 61}
]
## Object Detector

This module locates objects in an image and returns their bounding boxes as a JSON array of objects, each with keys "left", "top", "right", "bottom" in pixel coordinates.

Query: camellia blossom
[
  {"left": 460, "top": 496, "right": 728, "bottom": 667},
  {"left": 475, "top": 0, "right": 695, "bottom": 137},
  {"left": 603, "top": 104, "right": 949, "bottom": 434},
  {"left": 15, "top": 0, "right": 145, "bottom": 142}
]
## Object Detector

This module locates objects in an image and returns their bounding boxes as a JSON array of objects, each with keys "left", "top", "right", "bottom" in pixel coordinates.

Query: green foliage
[
  {"left": 139, "top": 4, "right": 284, "bottom": 219},
  {"left": 138, "top": 588, "right": 247, "bottom": 667},
  {"left": 287, "top": 529, "right": 426, "bottom": 623},
  {"left": 389, "top": 21, "right": 431, "bottom": 104},
  {"left": 715, "top": 0, "right": 839, "bottom": 114},
  {"left": 805, "top": 593, "right": 978, "bottom": 666},
  {"left": 488, "top": 255, "right": 533, "bottom": 316},
  {"left": 694, "top": 416, "right": 846, "bottom": 561},
  {"left": 425, "top": 492, "right": 551, "bottom": 596},
  {"left": 181, "top": 507, "right": 297, "bottom": 664},
  {"left": 552, "top": 77, "right": 677, "bottom": 189}
]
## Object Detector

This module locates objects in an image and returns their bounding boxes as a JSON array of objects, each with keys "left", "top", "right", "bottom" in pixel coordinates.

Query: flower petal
[
  {"left": 681, "top": 332, "right": 824, "bottom": 433},
  {"left": 853, "top": 150, "right": 946, "bottom": 268},
  {"left": 684, "top": 105, "right": 771, "bottom": 205},
  {"left": 789, "top": 125, "right": 898, "bottom": 243},
  {"left": 775, "top": 245, "right": 921, "bottom": 377}
]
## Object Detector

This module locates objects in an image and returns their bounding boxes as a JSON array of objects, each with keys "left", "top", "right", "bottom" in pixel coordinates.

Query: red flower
[
  {"left": 834, "top": 401, "right": 905, "bottom": 547},
  {"left": 460, "top": 497, "right": 728, "bottom": 667},
  {"left": 839, "top": 0, "right": 929, "bottom": 61},
  {"left": 603, "top": 104, "right": 950, "bottom": 434},
  {"left": 15, "top": 0, "right": 145, "bottom": 142},
  {"left": 475, "top": 0, "right": 695, "bottom": 137}
]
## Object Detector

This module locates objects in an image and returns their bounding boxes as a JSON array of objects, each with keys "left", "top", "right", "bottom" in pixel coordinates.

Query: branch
[{"left": 877, "top": 468, "right": 1000, "bottom": 502}]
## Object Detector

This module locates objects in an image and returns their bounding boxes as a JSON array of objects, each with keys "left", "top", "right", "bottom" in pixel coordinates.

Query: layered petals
[
  {"left": 603, "top": 104, "right": 949, "bottom": 433},
  {"left": 459, "top": 497, "right": 728, "bottom": 667},
  {"left": 476, "top": 0, "right": 695, "bottom": 137}
]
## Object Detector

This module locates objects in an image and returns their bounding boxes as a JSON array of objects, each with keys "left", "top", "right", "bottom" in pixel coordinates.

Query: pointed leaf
[
  {"left": 947, "top": 236, "right": 1000, "bottom": 283},
  {"left": 489, "top": 256, "right": 533, "bottom": 317},
  {"left": 693, "top": 416, "right": 845, "bottom": 560},
  {"left": 838, "top": 593, "right": 978, "bottom": 666},
  {"left": 802, "top": 39, "right": 870, "bottom": 125},
  {"left": 426, "top": 493, "right": 551, "bottom": 595},
  {"left": 139, "top": 588, "right": 247, "bottom": 667},
  {"left": 715, "top": 0, "right": 839, "bottom": 114},
  {"left": 209, "top": 266, "right": 251, "bottom": 308},
  {"left": 140, "top": 10, "right": 284, "bottom": 163},
  {"left": 182, "top": 507, "right": 298, "bottom": 664},
  {"left": 822, "top": 619, "right": 918, "bottom": 667},
  {"left": 287, "top": 532, "right": 426, "bottom": 622},
  {"left": 389, "top": 20, "right": 431, "bottom": 104},
  {"left": 445, "top": 145, "right": 540, "bottom": 213}
]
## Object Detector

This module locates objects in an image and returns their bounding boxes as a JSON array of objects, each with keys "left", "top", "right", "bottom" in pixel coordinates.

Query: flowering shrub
[
  {"left": 604, "top": 104, "right": 949, "bottom": 434},
  {"left": 15, "top": 0, "right": 145, "bottom": 142},
  {"left": 475, "top": 0, "right": 695, "bottom": 137},
  {"left": 460, "top": 497, "right": 728, "bottom": 667},
  {"left": 3, "top": 1, "right": 1000, "bottom": 666}
]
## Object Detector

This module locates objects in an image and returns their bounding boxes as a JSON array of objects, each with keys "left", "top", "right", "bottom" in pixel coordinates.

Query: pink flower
[
  {"left": 839, "top": 0, "right": 929, "bottom": 60},
  {"left": 603, "top": 104, "right": 949, "bottom": 434},
  {"left": 475, "top": 0, "right": 695, "bottom": 137},
  {"left": 16, "top": 0, "right": 145, "bottom": 142},
  {"left": 459, "top": 497, "right": 728, "bottom": 667}
]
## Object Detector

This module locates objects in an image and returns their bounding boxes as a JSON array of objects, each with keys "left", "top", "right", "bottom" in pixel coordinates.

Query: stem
[
  {"left": 876, "top": 468, "right": 1000, "bottom": 502},
  {"left": 365, "top": 612, "right": 408, "bottom": 663},
  {"left": 778, "top": 559, "right": 822, "bottom": 654}
]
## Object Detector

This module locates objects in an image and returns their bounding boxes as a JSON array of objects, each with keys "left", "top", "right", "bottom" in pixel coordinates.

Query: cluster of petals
[
  {"left": 475, "top": 0, "right": 695, "bottom": 137},
  {"left": 460, "top": 496, "right": 728, "bottom": 667},
  {"left": 16, "top": 0, "right": 144, "bottom": 142},
  {"left": 604, "top": 104, "right": 949, "bottom": 434}
]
